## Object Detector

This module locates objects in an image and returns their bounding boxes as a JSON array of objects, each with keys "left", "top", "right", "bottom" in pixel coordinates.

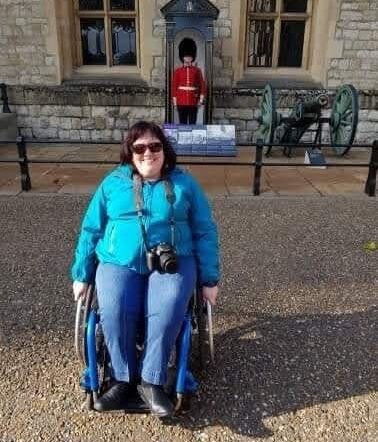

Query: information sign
[{"left": 163, "top": 124, "right": 237, "bottom": 156}]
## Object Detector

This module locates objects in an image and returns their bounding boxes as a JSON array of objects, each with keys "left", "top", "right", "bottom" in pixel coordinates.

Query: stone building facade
[{"left": 0, "top": 0, "right": 377, "bottom": 144}]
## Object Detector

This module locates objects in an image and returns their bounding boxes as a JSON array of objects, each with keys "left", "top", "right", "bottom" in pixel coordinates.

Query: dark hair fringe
[{"left": 120, "top": 121, "right": 177, "bottom": 174}]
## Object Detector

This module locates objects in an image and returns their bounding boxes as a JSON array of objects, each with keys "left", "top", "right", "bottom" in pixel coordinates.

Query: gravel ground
[{"left": 0, "top": 195, "right": 377, "bottom": 442}]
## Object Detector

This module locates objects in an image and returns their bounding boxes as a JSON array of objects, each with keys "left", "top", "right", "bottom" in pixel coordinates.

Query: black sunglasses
[{"left": 131, "top": 141, "right": 164, "bottom": 155}]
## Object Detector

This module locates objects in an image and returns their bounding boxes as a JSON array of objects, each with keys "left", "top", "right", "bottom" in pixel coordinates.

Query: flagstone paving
[{"left": 0, "top": 143, "right": 373, "bottom": 197}]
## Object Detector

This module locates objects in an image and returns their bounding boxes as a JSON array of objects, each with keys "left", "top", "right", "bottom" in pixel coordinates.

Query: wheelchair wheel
[
  {"left": 84, "top": 390, "right": 100, "bottom": 411},
  {"left": 194, "top": 290, "right": 215, "bottom": 370},
  {"left": 74, "top": 284, "right": 95, "bottom": 366},
  {"left": 75, "top": 285, "right": 111, "bottom": 410},
  {"left": 96, "top": 326, "right": 111, "bottom": 396}
]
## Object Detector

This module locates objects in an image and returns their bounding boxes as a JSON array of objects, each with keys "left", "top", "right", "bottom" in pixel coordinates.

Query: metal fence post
[
  {"left": 0, "top": 83, "right": 11, "bottom": 113},
  {"left": 253, "top": 139, "right": 264, "bottom": 196},
  {"left": 365, "top": 140, "right": 378, "bottom": 197},
  {"left": 16, "top": 136, "right": 32, "bottom": 191}
]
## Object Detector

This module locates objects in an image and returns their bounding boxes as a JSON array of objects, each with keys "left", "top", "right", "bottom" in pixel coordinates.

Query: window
[
  {"left": 246, "top": 0, "right": 312, "bottom": 68},
  {"left": 74, "top": 0, "right": 138, "bottom": 67}
]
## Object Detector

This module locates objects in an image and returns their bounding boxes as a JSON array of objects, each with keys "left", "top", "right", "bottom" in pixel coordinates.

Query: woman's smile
[{"left": 132, "top": 134, "right": 165, "bottom": 180}]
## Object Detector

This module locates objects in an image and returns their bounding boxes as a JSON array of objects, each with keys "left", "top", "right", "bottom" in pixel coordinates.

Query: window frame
[
  {"left": 73, "top": 0, "right": 140, "bottom": 70},
  {"left": 245, "top": 0, "right": 313, "bottom": 70}
]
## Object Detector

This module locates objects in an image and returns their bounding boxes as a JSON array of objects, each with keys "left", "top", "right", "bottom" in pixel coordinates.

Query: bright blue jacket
[{"left": 71, "top": 165, "right": 220, "bottom": 285}]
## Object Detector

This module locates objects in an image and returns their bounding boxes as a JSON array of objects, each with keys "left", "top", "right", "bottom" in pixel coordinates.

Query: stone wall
[
  {"left": 0, "top": 0, "right": 57, "bottom": 85},
  {"left": 6, "top": 85, "right": 377, "bottom": 144},
  {"left": 328, "top": 0, "right": 378, "bottom": 90},
  {"left": 0, "top": 1, "right": 377, "bottom": 144},
  {"left": 15, "top": 104, "right": 166, "bottom": 142},
  {"left": 1, "top": 0, "right": 377, "bottom": 91},
  {"left": 7, "top": 85, "right": 163, "bottom": 141}
]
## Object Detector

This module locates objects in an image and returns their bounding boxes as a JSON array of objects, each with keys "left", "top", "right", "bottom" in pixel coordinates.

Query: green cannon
[{"left": 258, "top": 84, "right": 359, "bottom": 157}]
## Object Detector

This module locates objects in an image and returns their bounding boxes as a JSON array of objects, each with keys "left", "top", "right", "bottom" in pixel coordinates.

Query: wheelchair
[{"left": 74, "top": 283, "right": 214, "bottom": 413}]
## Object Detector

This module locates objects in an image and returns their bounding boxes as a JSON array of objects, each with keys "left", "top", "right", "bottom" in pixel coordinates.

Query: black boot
[
  {"left": 138, "top": 381, "right": 174, "bottom": 417},
  {"left": 93, "top": 381, "right": 132, "bottom": 412}
]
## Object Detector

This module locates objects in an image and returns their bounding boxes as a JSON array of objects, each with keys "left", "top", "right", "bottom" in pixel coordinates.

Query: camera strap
[
  {"left": 163, "top": 178, "right": 176, "bottom": 247},
  {"left": 133, "top": 173, "right": 176, "bottom": 251}
]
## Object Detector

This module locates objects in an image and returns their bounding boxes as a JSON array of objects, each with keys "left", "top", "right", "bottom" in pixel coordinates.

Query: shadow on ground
[{"left": 172, "top": 308, "right": 377, "bottom": 437}]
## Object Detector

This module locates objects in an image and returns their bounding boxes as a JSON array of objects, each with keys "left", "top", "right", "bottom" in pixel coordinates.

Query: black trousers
[{"left": 177, "top": 106, "right": 198, "bottom": 125}]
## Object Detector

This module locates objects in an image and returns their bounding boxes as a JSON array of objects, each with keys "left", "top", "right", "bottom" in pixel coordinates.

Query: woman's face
[{"left": 131, "top": 131, "right": 165, "bottom": 180}]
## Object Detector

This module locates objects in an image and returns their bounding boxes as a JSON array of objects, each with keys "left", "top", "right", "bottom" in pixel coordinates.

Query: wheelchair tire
[
  {"left": 85, "top": 391, "right": 99, "bottom": 411},
  {"left": 96, "top": 328, "right": 112, "bottom": 396},
  {"left": 74, "top": 284, "right": 94, "bottom": 366},
  {"left": 195, "top": 291, "right": 215, "bottom": 370},
  {"left": 85, "top": 392, "right": 94, "bottom": 410}
]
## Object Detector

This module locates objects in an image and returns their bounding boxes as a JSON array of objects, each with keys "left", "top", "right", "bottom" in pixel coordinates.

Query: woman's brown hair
[{"left": 120, "top": 121, "right": 177, "bottom": 174}]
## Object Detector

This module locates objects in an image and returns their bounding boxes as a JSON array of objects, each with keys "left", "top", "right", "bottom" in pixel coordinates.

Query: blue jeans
[{"left": 95, "top": 256, "right": 196, "bottom": 385}]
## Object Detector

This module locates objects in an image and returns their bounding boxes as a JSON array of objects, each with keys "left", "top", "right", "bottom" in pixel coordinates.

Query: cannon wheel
[
  {"left": 259, "top": 84, "right": 277, "bottom": 155},
  {"left": 330, "top": 84, "right": 359, "bottom": 155}
]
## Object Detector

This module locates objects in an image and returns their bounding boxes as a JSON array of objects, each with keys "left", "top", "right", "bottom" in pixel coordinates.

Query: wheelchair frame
[{"left": 74, "top": 284, "right": 214, "bottom": 412}]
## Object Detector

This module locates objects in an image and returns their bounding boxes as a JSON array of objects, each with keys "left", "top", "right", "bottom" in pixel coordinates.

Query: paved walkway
[
  {"left": 1, "top": 196, "right": 377, "bottom": 441},
  {"left": 0, "top": 143, "right": 373, "bottom": 196}
]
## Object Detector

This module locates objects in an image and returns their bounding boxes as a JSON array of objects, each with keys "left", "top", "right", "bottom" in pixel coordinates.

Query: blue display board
[{"left": 163, "top": 124, "right": 237, "bottom": 156}]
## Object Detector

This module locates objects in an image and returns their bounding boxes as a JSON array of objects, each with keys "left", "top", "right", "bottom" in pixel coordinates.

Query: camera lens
[
  {"left": 163, "top": 258, "right": 178, "bottom": 274},
  {"left": 155, "top": 243, "right": 177, "bottom": 274},
  {"left": 159, "top": 252, "right": 177, "bottom": 274}
]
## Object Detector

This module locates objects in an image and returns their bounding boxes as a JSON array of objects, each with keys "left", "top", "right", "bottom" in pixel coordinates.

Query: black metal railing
[
  {"left": 0, "top": 137, "right": 377, "bottom": 196},
  {"left": 0, "top": 83, "right": 11, "bottom": 113}
]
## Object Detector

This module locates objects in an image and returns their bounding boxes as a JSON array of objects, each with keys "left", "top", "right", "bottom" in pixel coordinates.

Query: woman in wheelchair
[{"left": 71, "top": 121, "right": 220, "bottom": 417}]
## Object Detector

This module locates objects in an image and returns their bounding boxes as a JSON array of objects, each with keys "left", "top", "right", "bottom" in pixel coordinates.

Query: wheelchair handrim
[
  {"left": 74, "top": 296, "right": 84, "bottom": 363},
  {"left": 206, "top": 301, "right": 215, "bottom": 363}
]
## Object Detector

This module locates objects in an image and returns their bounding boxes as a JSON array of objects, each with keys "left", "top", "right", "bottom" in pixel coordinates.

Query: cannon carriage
[{"left": 258, "top": 83, "right": 359, "bottom": 157}]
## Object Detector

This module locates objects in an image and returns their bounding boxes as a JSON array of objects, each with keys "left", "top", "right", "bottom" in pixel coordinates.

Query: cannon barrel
[
  {"left": 296, "top": 101, "right": 322, "bottom": 118},
  {"left": 317, "top": 94, "right": 329, "bottom": 107},
  {"left": 282, "top": 100, "right": 322, "bottom": 126},
  {"left": 292, "top": 94, "right": 329, "bottom": 121}
]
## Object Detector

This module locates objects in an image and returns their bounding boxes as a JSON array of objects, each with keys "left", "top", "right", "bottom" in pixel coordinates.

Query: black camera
[{"left": 146, "top": 242, "right": 178, "bottom": 274}]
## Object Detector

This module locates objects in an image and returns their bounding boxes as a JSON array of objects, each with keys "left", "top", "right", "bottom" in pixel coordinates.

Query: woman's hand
[
  {"left": 73, "top": 281, "right": 88, "bottom": 302},
  {"left": 202, "top": 285, "right": 218, "bottom": 306}
]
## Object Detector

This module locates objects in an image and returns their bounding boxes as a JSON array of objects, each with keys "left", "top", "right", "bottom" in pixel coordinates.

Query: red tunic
[{"left": 172, "top": 65, "right": 206, "bottom": 106}]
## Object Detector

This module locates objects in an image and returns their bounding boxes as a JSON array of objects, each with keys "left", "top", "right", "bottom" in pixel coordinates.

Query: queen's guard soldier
[{"left": 172, "top": 40, "right": 206, "bottom": 125}]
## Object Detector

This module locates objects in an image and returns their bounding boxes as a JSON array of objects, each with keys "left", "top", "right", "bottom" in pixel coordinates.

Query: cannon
[{"left": 258, "top": 83, "right": 359, "bottom": 157}]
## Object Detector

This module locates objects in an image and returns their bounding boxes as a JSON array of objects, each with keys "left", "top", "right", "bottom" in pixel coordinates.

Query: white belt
[{"left": 178, "top": 86, "right": 198, "bottom": 91}]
